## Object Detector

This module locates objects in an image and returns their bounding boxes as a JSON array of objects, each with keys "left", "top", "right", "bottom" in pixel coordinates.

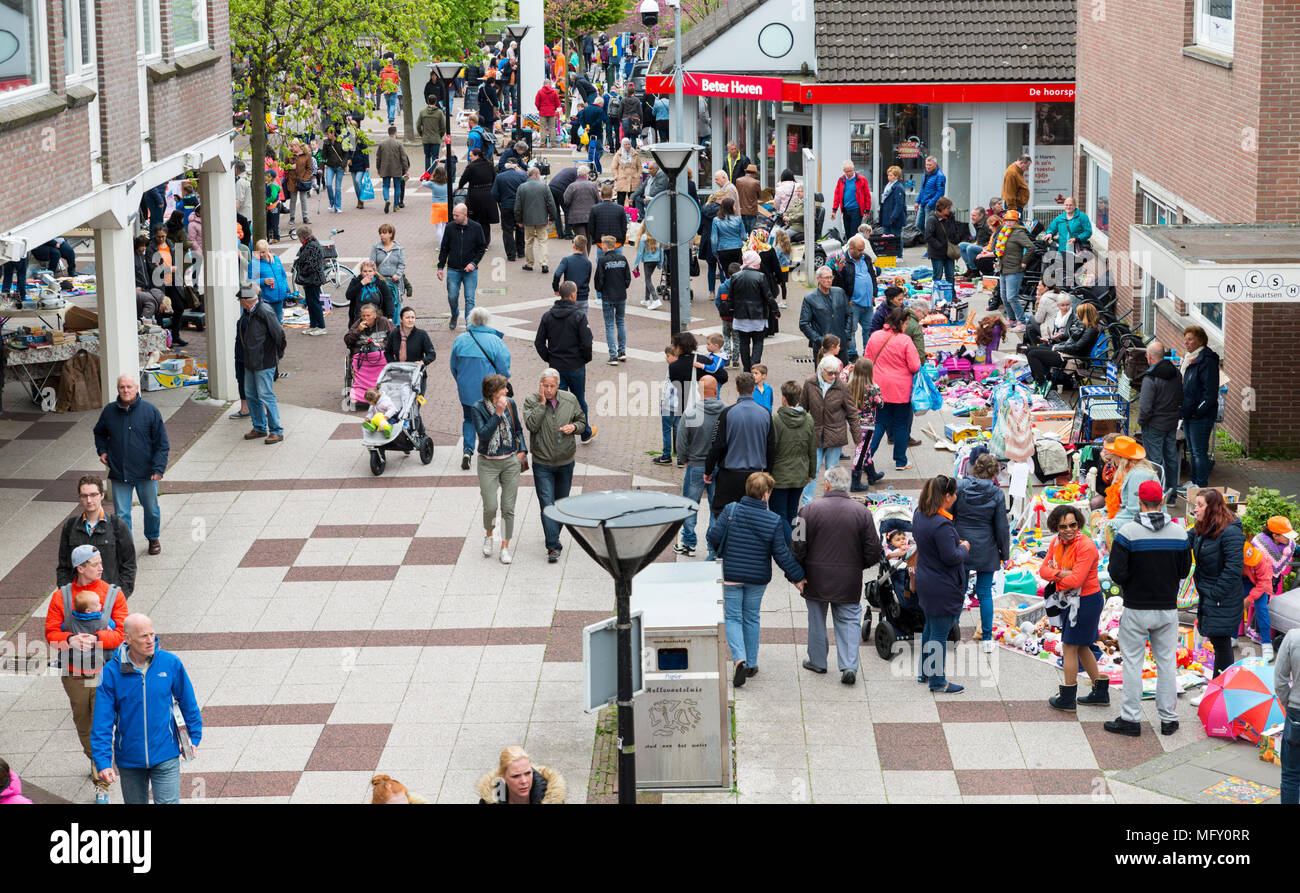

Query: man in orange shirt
[{"left": 45, "top": 544, "right": 129, "bottom": 803}]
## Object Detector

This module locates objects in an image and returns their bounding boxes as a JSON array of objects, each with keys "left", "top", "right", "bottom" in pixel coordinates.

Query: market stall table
[{"left": 4, "top": 329, "right": 169, "bottom": 411}]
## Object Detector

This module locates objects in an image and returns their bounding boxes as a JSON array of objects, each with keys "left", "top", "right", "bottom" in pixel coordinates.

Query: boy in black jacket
[
  {"left": 551, "top": 235, "right": 593, "bottom": 315},
  {"left": 594, "top": 236, "right": 631, "bottom": 365},
  {"left": 535, "top": 282, "right": 596, "bottom": 443}
]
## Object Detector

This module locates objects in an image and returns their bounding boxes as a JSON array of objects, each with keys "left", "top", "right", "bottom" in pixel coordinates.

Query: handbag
[
  {"left": 946, "top": 240, "right": 961, "bottom": 260},
  {"left": 509, "top": 401, "right": 528, "bottom": 471},
  {"left": 689, "top": 247, "right": 700, "bottom": 277},
  {"left": 358, "top": 171, "right": 375, "bottom": 201}
]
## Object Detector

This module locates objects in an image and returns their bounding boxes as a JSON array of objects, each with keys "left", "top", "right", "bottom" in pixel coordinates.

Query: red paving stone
[
  {"left": 239, "top": 538, "right": 307, "bottom": 568},
  {"left": 955, "top": 769, "right": 1035, "bottom": 796},
  {"left": 402, "top": 536, "right": 464, "bottom": 564},
  {"left": 1082, "top": 722, "right": 1165, "bottom": 770},
  {"left": 283, "top": 565, "right": 399, "bottom": 582},
  {"left": 874, "top": 722, "right": 953, "bottom": 771}
]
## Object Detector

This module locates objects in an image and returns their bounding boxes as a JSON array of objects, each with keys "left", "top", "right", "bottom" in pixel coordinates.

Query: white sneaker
[
  {"left": 499, "top": 547, "right": 513, "bottom": 565},
  {"left": 482, "top": 535, "right": 494, "bottom": 557},
  {"left": 1262, "top": 643, "right": 1275, "bottom": 661},
  {"left": 1189, "top": 692, "right": 1205, "bottom": 707},
  {"left": 648, "top": 299, "right": 663, "bottom": 310},
  {"left": 982, "top": 640, "right": 995, "bottom": 654}
]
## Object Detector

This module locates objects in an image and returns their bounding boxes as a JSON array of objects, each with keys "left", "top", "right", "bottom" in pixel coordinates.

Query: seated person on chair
[
  {"left": 1023, "top": 290, "right": 1074, "bottom": 349},
  {"left": 1026, "top": 302, "right": 1100, "bottom": 387}
]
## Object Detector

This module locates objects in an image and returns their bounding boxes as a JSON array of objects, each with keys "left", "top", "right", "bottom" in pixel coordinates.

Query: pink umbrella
[{"left": 1197, "top": 659, "right": 1286, "bottom": 743}]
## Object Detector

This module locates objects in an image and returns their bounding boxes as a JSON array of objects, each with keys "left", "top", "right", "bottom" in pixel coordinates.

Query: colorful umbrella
[{"left": 1197, "top": 658, "right": 1286, "bottom": 743}]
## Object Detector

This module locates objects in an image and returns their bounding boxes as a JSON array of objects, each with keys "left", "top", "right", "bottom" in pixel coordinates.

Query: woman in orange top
[{"left": 1039, "top": 504, "right": 1107, "bottom": 711}]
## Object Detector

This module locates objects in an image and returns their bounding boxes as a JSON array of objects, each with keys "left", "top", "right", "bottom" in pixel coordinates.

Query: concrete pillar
[
  {"left": 519, "top": 0, "right": 544, "bottom": 124},
  {"left": 198, "top": 167, "right": 239, "bottom": 402},
  {"left": 93, "top": 226, "right": 139, "bottom": 404}
]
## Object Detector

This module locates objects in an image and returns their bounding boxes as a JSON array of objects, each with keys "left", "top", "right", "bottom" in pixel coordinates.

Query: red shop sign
[
  {"left": 788, "top": 132, "right": 799, "bottom": 152},
  {"left": 646, "top": 73, "right": 784, "bottom": 101}
]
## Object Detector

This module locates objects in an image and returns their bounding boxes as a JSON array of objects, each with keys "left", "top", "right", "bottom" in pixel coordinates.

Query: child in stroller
[
  {"left": 862, "top": 517, "right": 959, "bottom": 659},
  {"left": 362, "top": 362, "right": 435, "bottom": 476}
]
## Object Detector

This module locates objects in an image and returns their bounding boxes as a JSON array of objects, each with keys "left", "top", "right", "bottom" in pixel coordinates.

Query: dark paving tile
[
  {"left": 403, "top": 536, "right": 464, "bottom": 564},
  {"left": 874, "top": 722, "right": 947, "bottom": 747},
  {"left": 1030, "top": 769, "right": 1107, "bottom": 795},
  {"left": 551, "top": 610, "right": 613, "bottom": 628},
  {"left": 316, "top": 723, "right": 392, "bottom": 748},
  {"left": 330, "top": 423, "right": 364, "bottom": 440},
  {"left": 283, "top": 565, "right": 398, "bottom": 582},
  {"left": 266, "top": 703, "right": 336, "bottom": 724},
  {"left": 759, "top": 627, "right": 810, "bottom": 644},
  {"left": 12, "top": 777, "right": 70, "bottom": 803},
  {"left": 167, "top": 632, "right": 249, "bottom": 651},
  {"left": 363, "top": 628, "right": 427, "bottom": 647},
  {"left": 426, "top": 628, "right": 490, "bottom": 646},
  {"left": 181, "top": 771, "right": 228, "bottom": 798},
  {"left": 312, "top": 524, "right": 368, "bottom": 538},
  {"left": 1082, "top": 722, "right": 1165, "bottom": 770},
  {"left": 543, "top": 639, "right": 583, "bottom": 662},
  {"left": 241, "top": 631, "right": 309, "bottom": 650},
  {"left": 219, "top": 771, "right": 302, "bottom": 798},
  {"left": 938, "top": 701, "right": 1008, "bottom": 723},
  {"left": 364, "top": 524, "right": 420, "bottom": 537},
  {"left": 305, "top": 746, "right": 385, "bottom": 772},
  {"left": 239, "top": 538, "right": 307, "bottom": 568},
  {"left": 300, "top": 630, "right": 369, "bottom": 648},
  {"left": 1003, "top": 700, "right": 1079, "bottom": 723},
  {"left": 955, "top": 769, "right": 1034, "bottom": 796},
  {"left": 340, "top": 565, "right": 400, "bottom": 581},
  {"left": 486, "top": 627, "right": 550, "bottom": 645},
  {"left": 203, "top": 705, "right": 271, "bottom": 727},
  {"left": 878, "top": 743, "right": 953, "bottom": 771},
  {"left": 0, "top": 411, "right": 45, "bottom": 421},
  {"left": 15, "top": 421, "right": 75, "bottom": 440}
]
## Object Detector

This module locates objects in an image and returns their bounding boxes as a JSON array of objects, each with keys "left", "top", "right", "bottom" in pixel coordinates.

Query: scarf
[
  {"left": 620, "top": 146, "right": 635, "bottom": 165},
  {"left": 1253, "top": 532, "right": 1296, "bottom": 583},
  {"left": 1180, "top": 346, "right": 1202, "bottom": 374},
  {"left": 993, "top": 221, "right": 1016, "bottom": 259},
  {"left": 741, "top": 250, "right": 761, "bottom": 270},
  {"left": 745, "top": 228, "right": 770, "bottom": 254},
  {"left": 1105, "top": 465, "right": 1125, "bottom": 519}
]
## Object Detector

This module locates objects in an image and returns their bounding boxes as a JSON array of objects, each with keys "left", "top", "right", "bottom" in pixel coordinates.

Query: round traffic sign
[{"left": 643, "top": 192, "right": 701, "bottom": 247}]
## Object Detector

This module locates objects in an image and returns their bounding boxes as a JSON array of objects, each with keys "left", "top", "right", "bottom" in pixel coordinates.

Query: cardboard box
[
  {"left": 1032, "top": 410, "right": 1075, "bottom": 441},
  {"left": 142, "top": 369, "right": 187, "bottom": 391},
  {"left": 970, "top": 411, "right": 992, "bottom": 430},
  {"left": 1184, "top": 486, "right": 1241, "bottom": 516},
  {"left": 159, "top": 352, "right": 195, "bottom": 375},
  {"left": 945, "top": 424, "right": 980, "bottom": 443}
]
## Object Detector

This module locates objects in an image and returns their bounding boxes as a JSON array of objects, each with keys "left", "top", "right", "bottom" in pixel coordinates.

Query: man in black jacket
[
  {"left": 238, "top": 285, "right": 287, "bottom": 444},
  {"left": 57, "top": 474, "right": 136, "bottom": 597},
  {"left": 535, "top": 282, "right": 596, "bottom": 443},
  {"left": 551, "top": 236, "right": 594, "bottom": 314},
  {"left": 291, "top": 226, "right": 326, "bottom": 335},
  {"left": 492, "top": 157, "right": 529, "bottom": 262},
  {"left": 549, "top": 164, "right": 580, "bottom": 238},
  {"left": 437, "top": 203, "right": 487, "bottom": 330},
  {"left": 593, "top": 236, "right": 631, "bottom": 365},
  {"left": 800, "top": 267, "right": 852, "bottom": 365},
  {"left": 587, "top": 185, "right": 628, "bottom": 263},
  {"left": 1138, "top": 340, "right": 1184, "bottom": 504}
]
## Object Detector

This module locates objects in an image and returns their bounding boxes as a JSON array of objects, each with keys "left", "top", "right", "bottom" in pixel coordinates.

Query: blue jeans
[
  {"left": 350, "top": 171, "right": 365, "bottom": 200},
  {"left": 868, "top": 401, "right": 913, "bottom": 469},
  {"left": 741, "top": 214, "right": 756, "bottom": 234},
  {"left": 999, "top": 271, "right": 1025, "bottom": 323},
  {"left": 325, "top": 166, "right": 345, "bottom": 211},
  {"left": 724, "top": 583, "right": 767, "bottom": 668},
  {"left": 931, "top": 256, "right": 955, "bottom": 283},
  {"left": 112, "top": 478, "right": 161, "bottom": 540},
  {"left": 921, "top": 612, "right": 958, "bottom": 689},
  {"left": 587, "top": 136, "right": 603, "bottom": 172},
  {"left": 959, "top": 242, "right": 982, "bottom": 270},
  {"left": 802, "top": 445, "right": 843, "bottom": 506},
  {"left": 806, "top": 600, "right": 861, "bottom": 672},
  {"left": 973, "top": 570, "right": 994, "bottom": 640},
  {"left": 265, "top": 301, "right": 284, "bottom": 323},
  {"left": 533, "top": 461, "right": 575, "bottom": 551},
  {"left": 851, "top": 303, "right": 873, "bottom": 358},
  {"left": 382, "top": 176, "right": 405, "bottom": 206},
  {"left": 1283, "top": 706, "right": 1300, "bottom": 805},
  {"left": 423, "top": 144, "right": 439, "bottom": 174},
  {"left": 245, "top": 366, "right": 282, "bottom": 436},
  {"left": 558, "top": 368, "right": 592, "bottom": 439},
  {"left": 916, "top": 206, "right": 930, "bottom": 237},
  {"left": 660, "top": 414, "right": 678, "bottom": 459},
  {"left": 2, "top": 257, "right": 28, "bottom": 299},
  {"left": 460, "top": 403, "right": 476, "bottom": 455},
  {"left": 768, "top": 487, "right": 801, "bottom": 535},
  {"left": 384, "top": 93, "right": 398, "bottom": 123},
  {"left": 119, "top": 756, "right": 181, "bottom": 804},
  {"left": 302, "top": 283, "right": 324, "bottom": 329},
  {"left": 1142, "top": 426, "right": 1180, "bottom": 496},
  {"left": 1184, "top": 416, "right": 1214, "bottom": 486},
  {"left": 681, "top": 464, "right": 715, "bottom": 550},
  {"left": 446, "top": 268, "right": 477, "bottom": 325},
  {"left": 1244, "top": 578, "right": 1272, "bottom": 645},
  {"left": 601, "top": 299, "right": 626, "bottom": 358}
]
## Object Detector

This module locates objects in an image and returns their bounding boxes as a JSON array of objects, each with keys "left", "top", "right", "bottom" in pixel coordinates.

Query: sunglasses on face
[{"left": 1057, "top": 521, "right": 1079, "bottom": 530}]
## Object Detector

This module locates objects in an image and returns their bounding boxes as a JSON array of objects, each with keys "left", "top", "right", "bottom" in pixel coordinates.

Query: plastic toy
[{"left": 362, "top": 412, "right": 392, "bottom": 437}]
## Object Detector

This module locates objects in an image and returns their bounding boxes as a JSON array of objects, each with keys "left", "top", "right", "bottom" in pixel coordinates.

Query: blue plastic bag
[
  {"left": 358, "top": 171, "right": 375, "bottom": 201},
  {"left": 911, "top": 370, "right": 943, "bottom": 415}
]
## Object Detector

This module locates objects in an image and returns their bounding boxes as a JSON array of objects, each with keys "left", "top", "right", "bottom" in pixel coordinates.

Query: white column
[
  {"left": 198, "top": 167, "right": 239, "bottom": 402},
  {"left": 93, "top": 227, "right": 139, "bottom": 404},
  {"left": 519, "top": 0, "right": 544, "bottom": 125}
]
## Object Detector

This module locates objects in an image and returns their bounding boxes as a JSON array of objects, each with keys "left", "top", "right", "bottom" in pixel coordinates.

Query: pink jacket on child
[
  {"left": 865, "top": 327, "right": 922, "bottom": 404},
  {"left": 1, "top": 772, "right": 33, "bottom": 804}
]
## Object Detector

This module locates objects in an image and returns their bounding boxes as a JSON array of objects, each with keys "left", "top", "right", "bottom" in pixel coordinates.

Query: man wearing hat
[
  {"left": 236, "top": 283, "right": 287, "bottom": 445},
  {"left": 1105, "top": 480, "right": 1192, "bottom": 737},
  {"left": 1251, "top": 516, "right": 1298, "bottom": 661},
  {"left": 57, "top": 474, "right": 135, "bottom": 597},
  {"left": 735, "top": 164, "right": 762, "bottom": 234},
  {"left": 45, "top": 544, "right": 129, "bottom": 802}
]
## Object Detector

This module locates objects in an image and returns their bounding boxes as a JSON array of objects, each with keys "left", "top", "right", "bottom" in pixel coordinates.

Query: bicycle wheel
[{"left": 330, "top": 264, "right": 355, "bottom": 302}]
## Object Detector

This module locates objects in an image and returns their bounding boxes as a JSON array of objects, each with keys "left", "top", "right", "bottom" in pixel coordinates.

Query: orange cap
[
  {"left": 1244, "top": 542, "right": 1264, "bottom": 567},
  {"left": 1266, "top": 516, "right": 1296, "bottom": 539}
]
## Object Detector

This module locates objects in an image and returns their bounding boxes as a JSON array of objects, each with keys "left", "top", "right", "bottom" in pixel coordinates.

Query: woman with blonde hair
[
  {"left": 880, "top": 164, "right": 907, "bottom": 259},
  {"left": 369, "top": 774, "right": 427, "bottom": 803},
  {"left": 1027, "top": 301, "right": 1101, "bottom": 387},
  {"left": 477, "top": 745, "right": 567, "bottom": 804},
  {"left": 1103, "top": 435, "right": 1159, "bottom": 538}
]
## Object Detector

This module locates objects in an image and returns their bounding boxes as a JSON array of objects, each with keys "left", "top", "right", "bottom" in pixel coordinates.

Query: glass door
[
  {"left": 879, "top": 103, "right": 931, "bottom": 210},
  {"left": 943, "top": 120, "right": 972, "bottom": 222}
]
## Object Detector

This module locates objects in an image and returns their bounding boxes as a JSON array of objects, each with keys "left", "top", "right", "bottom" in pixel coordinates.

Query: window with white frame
[
  {"left": 136, "top": 0, "right": 161, "bottom": 57},
  {"left": 63, "top": 0, "right": 95, "bottom": 82},
  {"left": 1195, "top": 0, "right": 1233, "bottom": 54},
  {"left": 1140, "top": 191, "right": 1182, "bottom": 334},
  {"left": 0, "top": 0, "right": 49, "bottom": 102},
  {"left": 172, "top": 0, "right": 207, "bottom": 54},
  {"left": 1083, "top": 150, "right": 1111, "bottom": 249}
]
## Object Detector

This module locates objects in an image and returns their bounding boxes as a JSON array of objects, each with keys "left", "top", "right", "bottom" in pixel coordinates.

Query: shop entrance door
[
  {"left": 878, "top": 103, "right": 933, "bottom": 214},
  {"left": 782, "top": 120, "right": 813, "bottom": 176}
]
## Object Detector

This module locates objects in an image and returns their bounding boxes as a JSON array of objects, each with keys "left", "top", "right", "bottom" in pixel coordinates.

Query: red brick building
[
  {"left": 1076, "top": 0, "right": 1300, "bottom": 452},
  {"left": 0, "top": 0, "right": 237, "bottom": 402}
]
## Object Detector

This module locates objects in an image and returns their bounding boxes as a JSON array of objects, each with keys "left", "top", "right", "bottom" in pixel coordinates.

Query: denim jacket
[{"left": 471, "top": 398, "right": 527, "bottom": 457}]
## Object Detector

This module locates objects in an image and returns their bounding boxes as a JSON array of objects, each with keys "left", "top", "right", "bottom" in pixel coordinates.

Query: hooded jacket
[
  {"left": 771, "top": 406, "right": 817, "bottom": 489},
  {"left": 1192, "top": 519, "right": 1245, "bottom": 637},
  {"left": 0, "top": 770, "right": 32, "bottom": 804},
  {"left": 594, "top": 248, "right": 632, "bottom": 303},
  {"left": 477, "top": 765, "right": 566, "bottom": 803},
  {"left": 677, "top": 395, "right": 725, "bottom": 465},
  {"left": 450, "top": 326, "right": 511, "bottom": 406},
  {"left": 92, "top": 395, "right": 169, "bottom": 483},
  {"left": 90, "top": 637, "right": 202, "bottom": 772},
  {"left": 1138, "top": 358, "right": 1184, "bottom": 432},
  {"left": 534, "top": 300, "right": 594, "bottom": 371},
  {"left": 415, "top": 104, "right": 447, "bottom": 145},
  {"left": 951, "top": 477, "right": 1010, "bottom": 573},
  {"left": 1182, "top": 347, "right": 1220, "bottom": 422},
  {"left": 1109, "top": 510, "right": 1192, "bottom": 611},
  {"left": 707, "top": 496, "right": 805, "bottom": 586}
]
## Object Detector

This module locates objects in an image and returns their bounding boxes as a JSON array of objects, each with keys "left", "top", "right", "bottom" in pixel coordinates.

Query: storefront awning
[{"left": 1129, "top": 224, "right": 1300, "bottom": 305}]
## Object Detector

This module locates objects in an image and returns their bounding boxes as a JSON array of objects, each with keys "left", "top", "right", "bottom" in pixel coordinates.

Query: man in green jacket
[
  {"left": 416, "top": 100, "right": 448, "bottom": 176},
  {"left": 770, "top": 380, "right": 817, "bottom": 532},
  {"left": 995, "top": 209, "right": 1035, "bottom": 330},
  {"left": 523, "top": 368, "right": 587, "bottom": 563}
]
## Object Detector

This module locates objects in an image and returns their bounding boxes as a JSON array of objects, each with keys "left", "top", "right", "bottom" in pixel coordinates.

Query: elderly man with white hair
[
  {"left": 1138, "top": 340, "right": 1184, "bottom": 502},
  {"left": 91, "top": 613, "right": 202, "bottom": 805},
  {"left": 834, "top": 234, "right": 877, "bottom": 358},
  {"left": 450, "top": 307, "right": 512, "bottom": 470},
  {"left": 92, "top": 374, "right": 169, "bottom": 556},
  {"left": 523, "top": 368, "right": 587, "bottom": 563},
  {"left": 712, "top": 170, "right": 740, "bottom": 207},
  {"left": 562, "top": 165, "right": 601, "bottom": 249},
  {"left": 437, "top": 202, "right": 487, "bottom": 331}
]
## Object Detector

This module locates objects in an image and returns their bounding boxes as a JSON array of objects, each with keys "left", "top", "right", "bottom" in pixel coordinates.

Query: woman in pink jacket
[
  {"left": 864, "top": 306, "right": 921, "bottom": 474},
  {"left": 1, "top": 757, "right": 33, "bottom": 804}
]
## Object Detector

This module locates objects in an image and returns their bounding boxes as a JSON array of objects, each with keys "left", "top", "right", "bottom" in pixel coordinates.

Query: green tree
[{"left": 545, "top": 0, "right": 628, "bottom": 57}]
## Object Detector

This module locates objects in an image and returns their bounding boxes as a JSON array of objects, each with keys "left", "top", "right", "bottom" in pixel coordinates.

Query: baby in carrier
[{"left": 63, "top": 588, "right": 117, "bottom": 675}]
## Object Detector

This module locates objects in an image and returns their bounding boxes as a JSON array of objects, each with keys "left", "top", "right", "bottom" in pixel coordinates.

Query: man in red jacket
[
  {"left": 535, "top": 78, "right": 562, "bottom": 148},
  {"left": 832, "top": 160, "right": 871, "bottom": 242}
]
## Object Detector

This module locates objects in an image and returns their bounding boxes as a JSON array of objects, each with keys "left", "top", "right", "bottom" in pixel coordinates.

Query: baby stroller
[
  {"left": 861, "top": 513, "right": 959, "bottom": 660},
  {"left": 362, "top": 362, "right": 435, "bottom": 475}
]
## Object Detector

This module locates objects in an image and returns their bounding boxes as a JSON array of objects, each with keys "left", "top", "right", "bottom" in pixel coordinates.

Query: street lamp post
[
  {"left": 543, "top": 490, "right": 696, "bottom": 804},
  {"left": 431, "top": 61, "right": 464, "bottom": 228},
  {"left": 648, "top": 142, "right": 701, "bottom": 335},
  {"left": 503, "top": 23, "right": 532, "bottom": 146}
]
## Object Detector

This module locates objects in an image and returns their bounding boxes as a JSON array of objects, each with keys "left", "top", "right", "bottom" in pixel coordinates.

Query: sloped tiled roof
[
  {"left": 649, "top": 0, "right": 770, "bottom": 73},
  {"left": 817, "top": 0, "right": 1076, "bottom": 82}
]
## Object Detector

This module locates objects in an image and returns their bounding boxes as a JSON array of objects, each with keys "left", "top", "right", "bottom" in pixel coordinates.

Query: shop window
[
  {"left": 173, "top": 0, "right": 207, "bottom": 54},
  {"left": 879, "top": 103, "right": 931, "bottom": 209},
  {"left": 0, "top": 0, "right": 48, "bottom": 101},
  {"left": 1140, "top": 193, "right": 1182, "bottom": 335},
  {"left": 63, "top": 0, "right": 95, "bottom": 81},
  {"left": 944, "top": 121, "right": 971, "bottom": 222},
  {"left": 784, "top": 123, "right": 812, "bottom": 176},
  {"left": 849, "top": 123, "right": 872, "bottom": 180},
  {"left": 1005, "top": 121, "right": 1030, "bottom": 169},
  {"left": 1195, "top": 0, "right": 1233, "bottom": 54},
  {"left": 1085, "top": 155, "right": 1110, "bottom": 239},
  {"left": 137, "top": 0, "right": 160, "bottom": 57}
]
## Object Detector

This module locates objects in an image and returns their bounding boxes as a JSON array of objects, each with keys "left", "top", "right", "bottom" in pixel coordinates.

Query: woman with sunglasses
[
  {"left": 1040, "top": 504, "right": 1108, "bottom": 710},
  {"left": 913, "top": 474, "right": 970, "bottom": 694}
]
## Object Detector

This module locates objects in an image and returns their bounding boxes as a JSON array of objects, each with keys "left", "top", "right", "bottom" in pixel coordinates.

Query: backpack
[
  {"left": 715, "top": 280, "right": 733, "bottom": 321},
  {"left": 607, "top": 94, "right": 623, "bottom": 121},
  {"left": 469, "top": 126, "right": 496, "bottom": 160}
]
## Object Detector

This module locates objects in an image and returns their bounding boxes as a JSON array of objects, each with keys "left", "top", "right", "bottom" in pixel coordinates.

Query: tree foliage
[{"left": 545, "top": 0, "right": 629, "bottom": 49}]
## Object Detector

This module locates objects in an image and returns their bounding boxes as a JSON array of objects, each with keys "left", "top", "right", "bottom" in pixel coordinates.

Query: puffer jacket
[
  {"left": 677, "top": 396, "right": 726, "bottom": 465},
  {"left": 951, "top": 476, "right": 1010, "bottom": 573},
  {"left": 90, "top": 638, "right": 202, "bottom": 772},
  {"left": 1192, "top": 519, "right": 1245, "bottom": 637},
  {"left": 706, "top": 496, "right": 805, "bottom": 586},
  {"left": 477, "top": 765, "right": 566, "bottom": 803},
  {"left": 799, "top": 375, "right": 858, "bottom": 450},
  {"left": 1182, "top": 348, "right": 1221, "bottom": 422},
  {"left": 771, "top": 406, "right": 817, "bottom": 489},
  {"left": 1058, "top": 323, "right": 1100, "bottom": 359}
]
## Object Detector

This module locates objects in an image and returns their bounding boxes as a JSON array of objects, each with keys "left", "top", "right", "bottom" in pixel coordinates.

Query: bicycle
[{"left": 285, "top": 228, "right": 353, "bottom": 312}]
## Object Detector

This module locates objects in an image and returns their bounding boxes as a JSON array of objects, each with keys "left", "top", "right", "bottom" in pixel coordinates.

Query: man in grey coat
[
  {"left": 799, "top": 267, "right": 852, "bottom": 365},
  {"left": 375, "top": 125, "right": 409, "bottom": 213},
  {"left": 515, "top": 168, "right": 558, "bottom": 273},
  {"left": 675, "top": 375, "right": 724, "bottom": 558},
  {"left": 1138, "top": 340, "right": 1184, "bottom": 504}
]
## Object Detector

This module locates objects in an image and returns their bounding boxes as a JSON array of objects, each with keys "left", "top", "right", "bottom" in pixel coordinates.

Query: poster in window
[
  {"left": 1035, "top": 103, "right": 1074, "bottom": 146},
  {"left": 1033, "top": 145, "right": 1074, "bottom": 207}
]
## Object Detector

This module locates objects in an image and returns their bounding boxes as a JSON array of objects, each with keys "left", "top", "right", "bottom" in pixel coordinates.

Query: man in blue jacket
[
  {"left": 93, "top": 376, "right": 169, "bottom": 556},
  {"left": 449, "top": 307, "right": 512, "bottom": 470},
  {"left": 914, "top": 155, "right": 946, "bottom": 240},
  {"left": 92, "top": 613, "right": 202, "bottom": 804}
]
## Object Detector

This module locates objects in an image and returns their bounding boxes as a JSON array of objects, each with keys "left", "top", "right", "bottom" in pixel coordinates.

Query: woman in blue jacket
[
  {"left": 951, "top": 454, "right": 1009, "bottom": 649},
  {"left": 707, "top": 472, "right": 806, "bottom": 687},
  {"left": 249, "top": 240, "right": 289, "bottom": 321},
  {"left": 710, "top": 197, "right": 747, "bottom": 275},
  {"left": 1044, "top": 196, "right": 1093, "bottom": 253},
  {"left": 1180, "top": 325, "right": 1220, "bottom": 488},
  {"left": 1189, "top": 489, "right": 1245, "bottom": 703},
  {"left": 912, "top": 474, "right": 970, "bottom": 694},
  {"left": 880, "top": 165, "right": 907, "bottom": 259}
]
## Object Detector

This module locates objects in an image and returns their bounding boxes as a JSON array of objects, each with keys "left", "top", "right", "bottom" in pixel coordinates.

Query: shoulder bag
[{"left": 467, "top": 328, "right": 513, "bottom": 397}]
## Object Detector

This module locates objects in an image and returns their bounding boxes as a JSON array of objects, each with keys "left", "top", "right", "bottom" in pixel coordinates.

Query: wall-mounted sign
[
  {"left": 645, "top": 73, "right": 783, "bottom": 101},
  {"left": 1192, "top": 269, "right": 1300, "bottom": 304}
]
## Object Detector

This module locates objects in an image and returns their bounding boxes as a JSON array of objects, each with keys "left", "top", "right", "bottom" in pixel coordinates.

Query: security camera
[{"left": 639, "top": 0, "right": 659, "bottom": 28}]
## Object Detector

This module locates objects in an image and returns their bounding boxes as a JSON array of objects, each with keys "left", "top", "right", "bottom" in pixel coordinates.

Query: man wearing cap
[
  {"left": 1104, "top": 480, "right": 1192, "bottom": 737},
  {"left": 237, "top": 284, "right": 287, "bottom": 445},
  {"left": 1251, "top": 516, "right": 1297, "bottom": 661},
  {"left": 735, "top": 164, "right": 762, "bottom": 234},
  {"left": 93, "top": 375, "right": 169, "bottom": 556},
  {"left": 45, "top": 544, "right": 129, "bottom": 802},
  {"left": 57, "top": 474, "right": 135, "bottom": 597}
]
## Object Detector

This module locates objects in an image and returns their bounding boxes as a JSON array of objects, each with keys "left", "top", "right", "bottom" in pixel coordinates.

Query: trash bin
[{"left": 630, "top": 563, "right": 730, "bottom": 791}]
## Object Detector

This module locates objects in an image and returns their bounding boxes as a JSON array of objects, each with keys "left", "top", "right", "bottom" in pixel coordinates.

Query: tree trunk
[
  {"left": 250, "top": 86, "right": 268, "bottom": 246},
  {"left": 399, "top": 58, "right": 416, "bottom": 143}
]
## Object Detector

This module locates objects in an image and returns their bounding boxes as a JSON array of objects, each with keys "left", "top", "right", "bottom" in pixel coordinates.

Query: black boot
[
  {"left": 850, "top": 468, "right": 868, "bottom": 492},
  {"left": 1076, "top": 677, "right": 1110, "bottom": 706},
  {"left": 1048, "top": 684, "right": 1077, "bottom": 711}
]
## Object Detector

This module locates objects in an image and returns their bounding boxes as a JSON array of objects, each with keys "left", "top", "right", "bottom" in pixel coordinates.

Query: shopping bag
[
  {"left": 358, "top": 171, "right": 375, "bottom": 201},
  {"left": 911, "top": 370, "right": 942, "bottom": 415}
]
